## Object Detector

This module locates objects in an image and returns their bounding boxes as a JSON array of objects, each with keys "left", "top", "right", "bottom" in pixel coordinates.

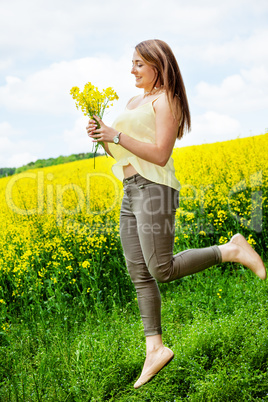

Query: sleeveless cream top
[{"left": 108, "top": 96, "right": 181, "bottom": 191}]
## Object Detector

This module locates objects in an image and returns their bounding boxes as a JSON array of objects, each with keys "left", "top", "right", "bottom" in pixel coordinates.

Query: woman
[{"left": 86, "top": 39, "right": 266, "bottom": 389}]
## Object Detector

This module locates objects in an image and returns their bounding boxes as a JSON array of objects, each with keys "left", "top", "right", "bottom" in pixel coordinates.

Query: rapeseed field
[{"left": 0, "top": 133, "right": 267, "bottom": 315}]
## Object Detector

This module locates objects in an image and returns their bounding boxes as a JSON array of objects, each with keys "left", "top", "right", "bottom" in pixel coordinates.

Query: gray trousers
[{"left": 120, "top": 174, "right": 222, "bottom": 336}]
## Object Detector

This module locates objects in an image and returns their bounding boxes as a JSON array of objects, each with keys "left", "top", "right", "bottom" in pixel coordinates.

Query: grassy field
[{"left": 0, "top": 133, "right": 267, "bottom": 401}]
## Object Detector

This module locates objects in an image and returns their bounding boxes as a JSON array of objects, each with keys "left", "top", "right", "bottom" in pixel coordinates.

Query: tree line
[{"left": 0, "top": 152, "right": 100, "bottom": 178}]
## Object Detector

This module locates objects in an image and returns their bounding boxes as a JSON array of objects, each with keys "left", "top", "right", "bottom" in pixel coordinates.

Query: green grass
[{"left": 1, "top": 265, "right": 267, "bottom": 401}]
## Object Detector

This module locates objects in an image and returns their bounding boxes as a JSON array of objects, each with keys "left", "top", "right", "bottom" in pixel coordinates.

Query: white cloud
[
  {"left": 0, "top": 1, "right": 217, "bottom": 56},
  {"left": 0, "top": 148, "right": 38, "bottom": 168},
  {"left": 0, "top": 54, "right": 135, "bottom": 115},
  {"left": 0, "top": 136, "right": 11, "bottom": 149},
  {"left": 0, "top": 121, "right": 21, "bottom": 138},
  {"left": 0, "top": 58, "right": 12, "bottom": 71},
  {"left": 2, "top": 0, "right": 266, "bottom": 62},
  {"left": 194, "top": 66, "right": 268, "bottom": 113},
  {"left": 0, "top": 0, "right": 78, "bottom": 58},
  {"left": 176, "top": 28, "right": 268, "bottom": 71},
  {"left": 62, "top": 116, "right": 94, "bottom": 154},
  {"left": 0, "top": 121, "right": 39, "bottom": 167},
  {"left": 179, "top": 111, "right": 241, "bottom": 147},
  {"left": 201, "top": 29, "right": 268, "bottom": 65},
  {"left": 8, "top": 152, "right": 38, "bottom": 168}
]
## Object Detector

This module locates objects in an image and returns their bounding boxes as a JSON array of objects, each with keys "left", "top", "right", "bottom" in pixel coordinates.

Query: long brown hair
[{"left": 135, "top": 39, "right": 191, "bottom": 139}]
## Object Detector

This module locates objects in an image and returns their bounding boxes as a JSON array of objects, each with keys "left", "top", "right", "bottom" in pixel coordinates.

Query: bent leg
[
  {"left": 120, "top": 193, "right": 162, "bottom": 336},
  {"left": 135, "top": 183, "right": 221, "bottom": 283}
]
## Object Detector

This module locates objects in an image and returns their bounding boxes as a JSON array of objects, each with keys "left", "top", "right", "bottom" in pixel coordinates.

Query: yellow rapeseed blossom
[
  {"left": 82, "top": 261, "right": 91, "bottom": 269},
  {"left": 70, "top": 83, "right": 119, "bottom": 118},
  {"left": 1, "top": 323, "right": 9, "bottom": 332},
  {"left": 247, "top": 234, "right": 257, "bottom": 248},
  {"left": 217, "top": 290, "right": 222, "bottom": 298},
  {"left": 219, "top": 236, "right": 228, "bottom": 244},
  {"left": 173, "top": 133, "right": 268, "bottom": 244},
  {"left": 70, "top": 82, "right": 119, "bottom": 157}
]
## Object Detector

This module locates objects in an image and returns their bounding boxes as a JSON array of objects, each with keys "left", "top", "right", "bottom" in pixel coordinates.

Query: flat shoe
[{"left": 134, "top": 347, "right": 174, "bottom": 389}]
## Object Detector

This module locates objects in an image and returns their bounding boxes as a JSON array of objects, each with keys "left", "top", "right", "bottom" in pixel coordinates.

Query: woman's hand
[{"left": 86, "top": 115, "right": 118, "bottom": 143}]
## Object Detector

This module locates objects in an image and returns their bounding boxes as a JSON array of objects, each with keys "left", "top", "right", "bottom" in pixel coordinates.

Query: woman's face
[{"left": 131, "top": 50, "right": 158, "bottom": 92}]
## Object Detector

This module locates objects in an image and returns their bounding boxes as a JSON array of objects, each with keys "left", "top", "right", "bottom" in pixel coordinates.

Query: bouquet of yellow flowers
[{"left": 70, "top": 82, "right": 119, "bottom": 164}]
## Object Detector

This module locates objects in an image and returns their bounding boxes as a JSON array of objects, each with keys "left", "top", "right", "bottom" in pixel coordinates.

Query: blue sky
[{"left": 0, "top": 0, "right": 268, "bottom": 167}]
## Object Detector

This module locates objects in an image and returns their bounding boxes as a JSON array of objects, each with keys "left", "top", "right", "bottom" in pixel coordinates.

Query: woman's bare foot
[
  {"left": 134, "top": 346, "right": 174, "bottom": 389},
  {"left": 224, "top": 233, "right": 267, "bottom": 280}
]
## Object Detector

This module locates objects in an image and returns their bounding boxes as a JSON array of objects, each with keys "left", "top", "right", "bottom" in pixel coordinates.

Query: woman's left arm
[{"left": 87, "top": 95, "right": 181, "bottom": 167}]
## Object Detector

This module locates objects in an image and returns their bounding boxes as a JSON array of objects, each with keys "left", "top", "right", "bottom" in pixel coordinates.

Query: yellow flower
[
  {"left": 82, "top": 260, "right": 91, "bottom": 269},
  {"left": 247, "top": 234, "right": 257, "bottom": 248},
  {"left": 217, "top": 289, "right": 223, "bottom": 298},
  {"left": 70, "top": 83, "right": 119, "bottom": 119},
  {"left": 1, "top": 323, "right": 9, "bottom": 332},
  {"left": 219, "top": 236, "right": 228, "bottom": 244},
  {"left": 185, "top": 213, "right": 195, "bottom": 222},
  {"left": 70, "top": 82, "right": 119, "bottom": 160}
]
